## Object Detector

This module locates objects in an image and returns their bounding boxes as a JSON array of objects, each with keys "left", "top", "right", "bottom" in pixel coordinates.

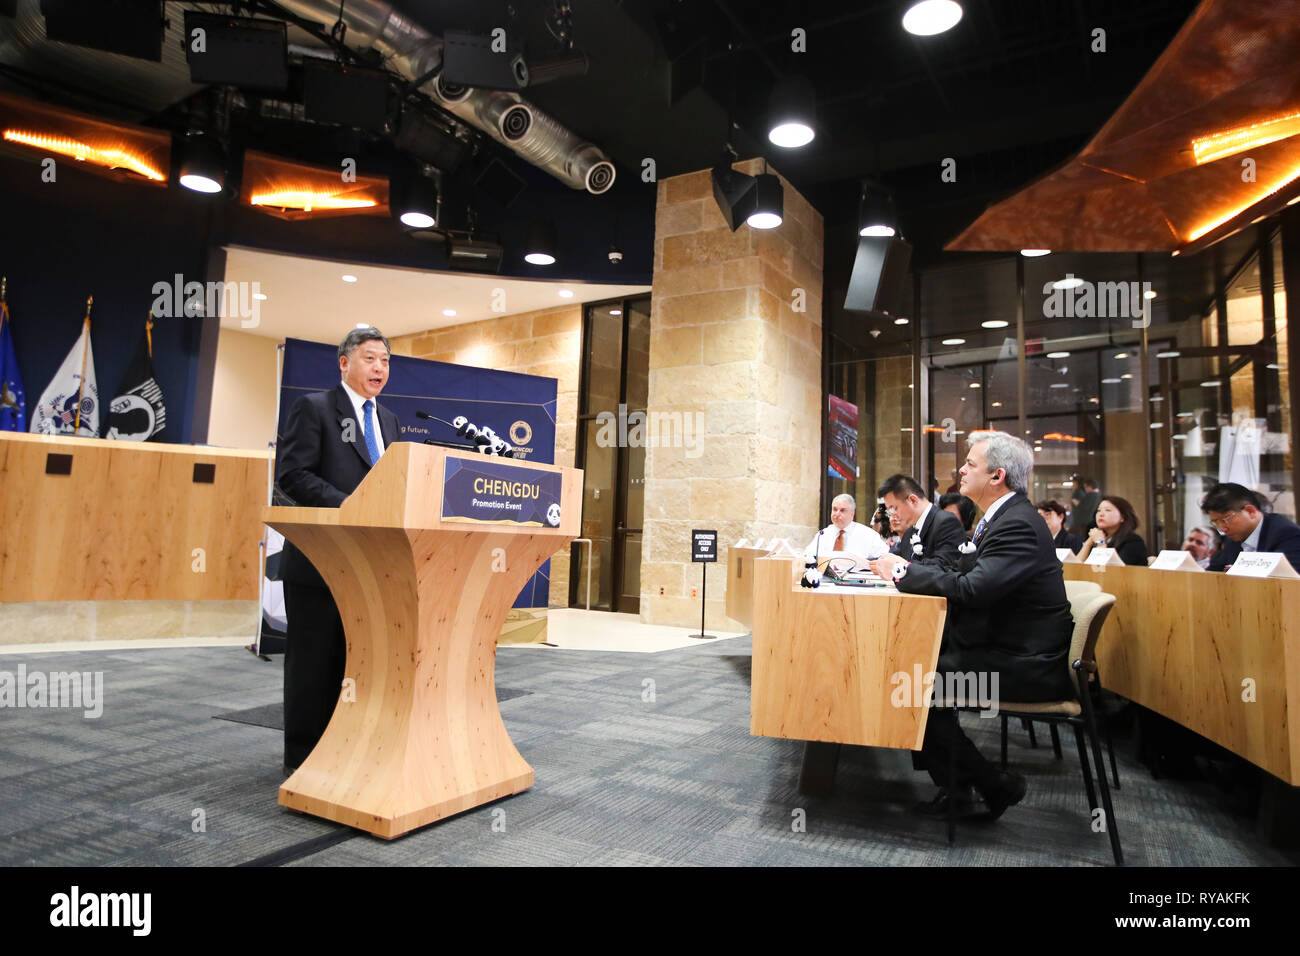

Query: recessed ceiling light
[
  {"left": 1144, "top": 289, "right": 1158, "bottom": 300},
  {"left": 610, "top": 308, "right": 622, "bottom": 315},
  {"left": 442, "top": 308, "right": 457, "bottom": 317},
  {"left": 1049, "top": 383, "right": 1069, "bottom": 389},
  {"left": 1102, "top": 378, "right": 1122, "bottom": 384},
  {"left": 1046, "top": 350, "right": 1070, "bottom": 358},
  {"left": 558, "top": 289, "right": 574, "bottom": 298},
  {"left": 1267, "top": 362, "right": 1280, "bottom": 369},
  {"left": 1020, "top": 249, "right": 1051, "bottom": 257},
  {"left": 342, "top": 274, "right": 358, "bottom": 283},
  {"left": 253, "top": 292, "right": 267, "bottom": 301},
  {"left": 982, "top": 319, "right": 1009, "bottom": 328},
  {"left": 1156, "top": 350, "right": 1181, "bottom": 358},
  {"left": 1121, "top": 373, "right": 1133, "bottom": 379},
  {"left": 355, "top": 322, "right": 369, "bottom": 328},
  {"left": 1150, "top": 422, "right": 1164, "bottom": 429},
  {"left": 902, "top": 0, "right": 963, "bottom": 36},
  {"left": 942, "top": 337, "right": 966, "bottom": 345},
  {"left": 1052, "top": 276, "right": 1085, "bottom": 290},
  {"left": 991, "top": 401, "right": 1002, "bottom": 407},
  {"left": 1173, "top": 434, "right": 1188, "bottom": 440},
  {"left": 969, "top": 382, "right": 981, "bottom": 389},
  {"left": 894, "top": 317, "right": 910, "bottom": 325},
  {"left": 1289, "top": 195, "right": 1300, "bottom": 206},
  {"left": 1113, "top": 352, "right": 1129, "bottom": 359},
  {"left": 1201, "top": 380, "right": 1223, "bottom": 387},
  {"left": 1150, "top": 395, "right": 1164, "bottom": 402},
  {"left": 860, "top": 225, "right": 897, "bottom": 237},
  {"left": 907, "top": 383, "right": 914, "bottom": 388},
  {"left": 900, "top": 427, "right": 913, "bottom": 432}
]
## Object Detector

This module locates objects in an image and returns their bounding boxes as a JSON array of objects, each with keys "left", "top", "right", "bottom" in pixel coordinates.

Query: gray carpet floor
[{"left": 0, "top": 637, "right": 1295, "bottom": 867}]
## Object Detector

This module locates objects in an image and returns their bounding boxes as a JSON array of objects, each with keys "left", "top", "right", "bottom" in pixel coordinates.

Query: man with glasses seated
[
  {"left": 880, "top": 473, "right": 965, "bottom": 570},
  {"left": 1203, "top": 483, "right": 1300, "bottom": 573}
]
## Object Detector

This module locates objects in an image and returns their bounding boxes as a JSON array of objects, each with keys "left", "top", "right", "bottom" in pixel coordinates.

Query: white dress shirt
[
  {"left": 1241, "top": 517, "right": 1264, "bottom": 553},
  {"left": 911, "top": 501, "right": 933, "bottom": 537},
  {"left": 340, "top": 380, "right": 386, "bottom": 457},
  {"left": 805, "top": 521, "right": 888, "bottom": 562},
  {"left": 975, "top": 491, "right": 1016, "bottom": 534}
]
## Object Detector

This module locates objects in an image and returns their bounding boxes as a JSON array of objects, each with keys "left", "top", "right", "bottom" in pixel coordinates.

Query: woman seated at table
[
  {"left": 1037, "top": 498, "right": 1084, "bottom": 553},
  {"left": 1077, "top": 495, "right": 1149, "bottom": 565}
]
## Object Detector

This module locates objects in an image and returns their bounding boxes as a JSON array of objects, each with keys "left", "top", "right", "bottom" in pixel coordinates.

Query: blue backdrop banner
[{"left": 278, "top": 337, "right": 558, "bottom": 608}]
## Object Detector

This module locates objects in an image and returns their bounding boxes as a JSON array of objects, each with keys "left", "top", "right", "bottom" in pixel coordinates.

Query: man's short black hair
[
  {"left": 1200, "top": 482, "right": 1262, "bottom": 514},
  {"left": 1082, "top": 477, "right": 1099, "bottom": 491},
  {"left": 1036, "top": 499, "right": 1067, "bottom": 518},
  {"left": 338, "top": 326, "right": 391, "bottom": 360},
  {"left": 877, "top": 473, "right": 926, "bottom": 501},
  {"left": 939, "top": 492, "right": 977, "bottom": 532}
]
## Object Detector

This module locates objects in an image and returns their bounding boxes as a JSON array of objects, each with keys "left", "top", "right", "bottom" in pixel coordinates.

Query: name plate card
[
  {"left": 1056, "top": 548, "right": 1080, "bottom": 563},
  {"left": 1150, "top": 550, "right": 1205, "bottom": 571},
  {"left": 1085, "top": 547, "right": 1125, "bottom": 567},
  {"left": 1225, "top": 552, "right": 1300, "bottom": 579},
  {"left": 441, "top": 457, "right": 563, "bottom": 527}
]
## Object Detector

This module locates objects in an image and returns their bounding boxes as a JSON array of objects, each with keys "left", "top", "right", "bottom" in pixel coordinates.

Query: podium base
[{"left": 689, "top": 632, "right": 717, "bottom": 640}]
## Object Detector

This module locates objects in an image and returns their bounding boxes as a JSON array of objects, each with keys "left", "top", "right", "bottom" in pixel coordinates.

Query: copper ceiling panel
[{"left": 949, "top": 0, "right": 1300, "bottom": 254}]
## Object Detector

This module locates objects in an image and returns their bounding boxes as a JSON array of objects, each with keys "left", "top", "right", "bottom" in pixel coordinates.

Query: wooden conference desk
[
  {"left": 1062, "top": 563, "right": 1300, "bottom": 788},
  {"left": 748, "top": 555, "right": 947, "bottom": 790}
]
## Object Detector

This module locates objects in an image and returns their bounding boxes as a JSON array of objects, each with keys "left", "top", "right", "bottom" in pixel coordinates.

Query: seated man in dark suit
[
  {"left": 1202, "top": 482, "right": 1300, "bottom": 573},
  {"left": 872, "top": 431, "right": 1074, "bottom": 821},
  {"left": 879, "top": 473, "right": 965, "bottom": 570},
  {"left": 276, "top": 326, "right": 401, "bottom": 772}
]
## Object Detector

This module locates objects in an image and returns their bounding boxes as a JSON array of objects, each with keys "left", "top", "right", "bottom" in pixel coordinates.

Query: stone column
[{"left": 641, "top": 160, "right": 824, "bottom": 628}]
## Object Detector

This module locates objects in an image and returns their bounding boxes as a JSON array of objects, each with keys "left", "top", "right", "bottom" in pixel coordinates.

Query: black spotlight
[
  {"left": 858, "top": 181, "right": 898, "bottom": 237},
  {"left": 441, "top": 30, "right": 528, "bottom": 90},
  {"left": 767, "top": 74, "right": 816, "bottom": 148},
  {"left": 524, "top": 219, "right": 558, "bottom": 265},
  {"left": 746, "top": 173, "right": 783, "bottom": 229},
  {"left": 397, "top": 173, "right": 438, "bottom": 230},
  {"left": 177, "top": 134, "right": 225, "bottom": 194},
  {"left": 711, "top": 162, "right": 757, "bottom": 232}
]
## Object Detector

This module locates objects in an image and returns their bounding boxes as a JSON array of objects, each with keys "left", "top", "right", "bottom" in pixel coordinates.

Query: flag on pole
[
  {"left": 30, "top": 312, "right": 99, "bottom": 437},
  {"left": 106, "top": 316, "right": 167, "bottom": 442},
  {"left": 0, "top": 297, "right": 25, "bottom": 432}
]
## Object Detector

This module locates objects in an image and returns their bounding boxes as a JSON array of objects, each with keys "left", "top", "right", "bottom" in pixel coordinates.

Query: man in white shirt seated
[{"left": 805, "top": 493, "right": 889, "bottom": 568}]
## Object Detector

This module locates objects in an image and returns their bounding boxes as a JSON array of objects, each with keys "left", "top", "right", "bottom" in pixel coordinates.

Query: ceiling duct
[{"left": 271, "top": 0, "right": 615, "bottom": 194}]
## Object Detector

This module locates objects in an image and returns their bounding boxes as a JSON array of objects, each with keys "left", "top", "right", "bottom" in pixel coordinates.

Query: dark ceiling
[{"left": 0, "top": 0, "right": 1201, "bottom": 269}]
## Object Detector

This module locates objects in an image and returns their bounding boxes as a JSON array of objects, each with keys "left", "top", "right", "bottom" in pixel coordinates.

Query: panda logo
[{"left": 546, "top": 502, "right": 561, "bottom": 527}]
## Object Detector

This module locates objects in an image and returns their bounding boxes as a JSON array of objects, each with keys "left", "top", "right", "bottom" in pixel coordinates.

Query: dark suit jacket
[
  {"left": 1208, "top": 512, "right": 1300, "bottom": 573},
  {"left": 276, "top": 385, "right": 401, "bottom": 588},
  {"left": 895, "top": 493, "right": 1074, "bottom": 702},
  {"left": 1053, "top": 528, "right": 1084, "bottom": 553},
  {"left": 1108, "top": 532, "right": 1149, "bottom": 566},
  {"left": 894, "top": 506, "right": 966, "bottom": 570}
]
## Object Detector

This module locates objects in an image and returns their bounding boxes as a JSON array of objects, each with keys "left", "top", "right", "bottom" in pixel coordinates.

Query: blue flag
[{"left": 0, "top": 303, "right": 25, "bottom": 432}]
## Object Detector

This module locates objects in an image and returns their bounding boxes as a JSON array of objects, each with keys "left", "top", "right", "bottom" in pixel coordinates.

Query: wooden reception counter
[
  {"left": 0, "top": 432, "right": 268, "bottom": 602},
  {"left": 1062, "top": 563, "right": 1300, "bottom": 787}
]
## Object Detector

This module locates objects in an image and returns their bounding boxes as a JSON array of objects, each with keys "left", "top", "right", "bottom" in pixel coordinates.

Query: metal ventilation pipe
[{"left": 272, "top": 0, "right": 616, "bottom": 194}]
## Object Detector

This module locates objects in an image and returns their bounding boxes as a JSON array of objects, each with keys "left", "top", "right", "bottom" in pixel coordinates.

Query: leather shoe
[
  {"left": 913, "top": 786, "right": 977, "bottom": 817},
  {"left": 978, "top": 771, "right": 1027, "bottom": 820}
]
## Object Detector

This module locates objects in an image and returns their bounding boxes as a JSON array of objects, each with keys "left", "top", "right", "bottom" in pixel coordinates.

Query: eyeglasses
[{"left": 1208, "top": 512, "right": 1237, "bottom": 530}]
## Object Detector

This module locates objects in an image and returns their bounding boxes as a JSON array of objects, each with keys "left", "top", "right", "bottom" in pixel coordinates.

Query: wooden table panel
[
  {"left": 750, "top": 556, "right": 947, "bottom": 750},
  {"left": 1064, "top": 564, "right": 1300, "bottom": 784}
]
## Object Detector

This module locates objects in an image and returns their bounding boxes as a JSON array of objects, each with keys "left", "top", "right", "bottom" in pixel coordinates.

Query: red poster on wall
[{"left": 828, "top": 394, "right": 858, "bottom": 480}]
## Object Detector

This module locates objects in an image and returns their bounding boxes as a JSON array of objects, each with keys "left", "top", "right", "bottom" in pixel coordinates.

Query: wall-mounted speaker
[{"left": 844, "top": 236, "right": 912, "bottom": 315}]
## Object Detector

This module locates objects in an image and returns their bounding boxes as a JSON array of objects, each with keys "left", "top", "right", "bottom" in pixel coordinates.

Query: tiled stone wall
[{"left": 642, "top": 160, "right": 824, "bottom": 628}]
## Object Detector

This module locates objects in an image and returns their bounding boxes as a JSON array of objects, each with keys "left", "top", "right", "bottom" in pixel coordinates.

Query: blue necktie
[
  {"left": 973, "top": 515, "right": 988, "bottom": 542},
  {"left": 362, "top": 399, "right": 381, "bottom": 466}
]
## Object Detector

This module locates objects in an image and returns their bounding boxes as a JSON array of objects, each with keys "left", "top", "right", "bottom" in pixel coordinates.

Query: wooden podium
[{"left": 263, "top": 442, "right": 581, "bottom": 839}]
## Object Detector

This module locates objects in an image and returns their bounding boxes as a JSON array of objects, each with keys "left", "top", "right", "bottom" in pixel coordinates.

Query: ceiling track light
[
  {"left": 746, "top": 173, "right": 783, "bottom": 229},
  {"left": 177, "top": 133, "right": 225, "bottom": 194},
  {"left": 902, "top": 0, "right": 963, "bottom": 36},
  {"left": 858, "top": 180, "right": 897, "bottom": 238},
  {"left": 767, "top": 74, "right": 816, "bottom": 148},
  {"left": 524, "top": 217, "right": 558, "bottom": 265},
  {"left": 397, "top": 169, "right": 439, "bottom": 230}
]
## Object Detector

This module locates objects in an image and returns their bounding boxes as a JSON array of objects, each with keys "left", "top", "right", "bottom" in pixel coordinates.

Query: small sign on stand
[{"left": 690, "top": 529, "right": 717, "bottom": 639}]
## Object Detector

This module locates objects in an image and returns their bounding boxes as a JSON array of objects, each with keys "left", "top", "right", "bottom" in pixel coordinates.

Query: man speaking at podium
[
  {"left": 871, "top": 431, "right": 1072, "bottom": 821},
  {"left": 805, "top": 493, "right": 888, "bottom": 567},
  {"left": 276, "top": 327, "right": 400, "bottom": 772}
]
